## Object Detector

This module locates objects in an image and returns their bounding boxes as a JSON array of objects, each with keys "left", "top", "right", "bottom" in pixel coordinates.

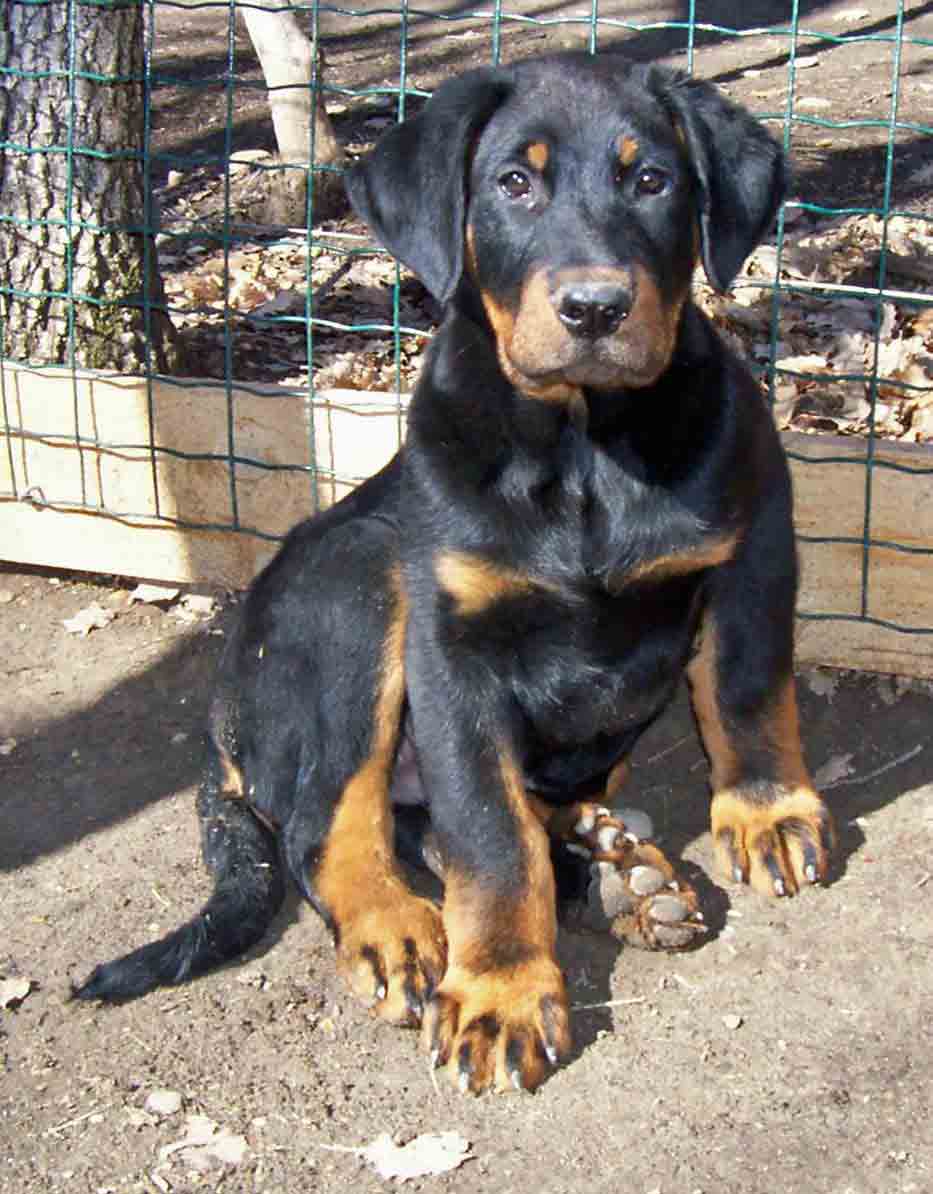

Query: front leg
[
  {"left": 430, "top": 750, "right": 571, "bottom": 1093},
  {"left": 688, "top": 591, "right": 835, "bottom": 898},
  {"left": 408, "top": 644, "right": 571, "bottom": 1092}
]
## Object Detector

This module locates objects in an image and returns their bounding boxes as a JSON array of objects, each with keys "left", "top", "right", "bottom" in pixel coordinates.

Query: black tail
[{"left": 72, "top": 763, "right": 285, "bottom": 1003}]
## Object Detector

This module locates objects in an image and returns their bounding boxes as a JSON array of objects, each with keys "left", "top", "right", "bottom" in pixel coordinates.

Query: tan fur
[
  {"left": 711, "top": 786, "right": 834, "bottom": 894},
  {"left": 314, "top": 569, "right": 446, "bottom": 1023},
  {"left": 217, "top": 749, "right": 245, "bottom": 799},
  {"left": 435, "top": 549, "right": 557, "bottom": 615},
  {"left": 621, "top": 533, "right": 739, "bottom": 586},
  {"left": 686, "top": 616, "right": 741, "bottom": 791},
  {"left": 525, "top": 140, "right": 549, "bottom": 171},
  {"left": 617, "top": 134, "right": 639, "bottom": 167}
]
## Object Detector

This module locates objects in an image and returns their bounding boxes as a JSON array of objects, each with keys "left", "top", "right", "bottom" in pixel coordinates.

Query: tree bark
[
  {"left": 0, "top": 1, "right": 179, "bottom": 372},
  {"left": 239, "top": 2, "right": 346, "bottom": 225}
]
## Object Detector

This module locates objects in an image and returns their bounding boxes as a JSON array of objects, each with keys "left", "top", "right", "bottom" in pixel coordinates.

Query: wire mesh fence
[{"left": 1, "top": 0, "right": 932, "bottom": 669}]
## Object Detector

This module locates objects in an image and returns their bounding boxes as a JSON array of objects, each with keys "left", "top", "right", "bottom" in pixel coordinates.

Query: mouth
[
  {"left": 483, "top": 265, "right": 684, "bottom": 396},
  {"left": 502, "top": 331, "right": 674, "bottom": 392}
]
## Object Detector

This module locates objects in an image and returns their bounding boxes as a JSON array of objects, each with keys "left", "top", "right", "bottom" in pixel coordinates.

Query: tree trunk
[
  {"left": 0, "top": 1, "right": 179, "bottom": 372},
  {"left": 239, "top": 2, "right": 347, "bottom": 225}
]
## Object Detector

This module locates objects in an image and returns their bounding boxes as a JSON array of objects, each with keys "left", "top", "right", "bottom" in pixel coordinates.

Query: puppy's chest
[
  {"left": 432, "top": 492, "right": 708, "bottom": 743},
  {"left": 435, "top": 464, "right": 722, "bottom": 629}
]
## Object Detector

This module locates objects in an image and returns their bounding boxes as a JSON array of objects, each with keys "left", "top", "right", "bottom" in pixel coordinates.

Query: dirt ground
[
  {"left": 3, "top": 2, "right": 933, "bottom": 1192},
  {"left": 1, "top": 565, "right": 932, "bottom": 1194}
]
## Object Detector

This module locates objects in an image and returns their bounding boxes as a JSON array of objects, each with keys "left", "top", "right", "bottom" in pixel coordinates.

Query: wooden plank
[
  {"left": 0, "top": 363, "right": 405, "bottom": 588},
  {"left": 2, "top": 365, "right": 932, "bottom": 675},
  {"left": 786, "top": 431, "right": 933, "bottom": 678}
]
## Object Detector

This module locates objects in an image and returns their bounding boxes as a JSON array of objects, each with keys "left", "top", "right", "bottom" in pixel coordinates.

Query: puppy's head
[{"left": 346, "top": 54, "right": 787, "bottom": 395}]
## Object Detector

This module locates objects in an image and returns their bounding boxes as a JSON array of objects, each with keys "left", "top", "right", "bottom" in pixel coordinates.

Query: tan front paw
[
  {"left": 711, "top": 786, "right": 835, "bottom": 897},
  {"left": 335, "top": 891, "right": 447, "bottom": 1026},
  {"left": 422, "top": 952, "right": 571, "bottom": 1094}
]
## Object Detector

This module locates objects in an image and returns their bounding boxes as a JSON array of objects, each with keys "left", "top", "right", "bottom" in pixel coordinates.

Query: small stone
[
  {"left": 722, "top": 1014, "right": 744, "bottom": 1031},
  {"left": 145, "top": 1089, "right": 183, "bottom": 1117}
]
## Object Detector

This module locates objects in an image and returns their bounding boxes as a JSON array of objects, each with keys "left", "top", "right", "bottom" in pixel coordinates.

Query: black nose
[{"left": 555, "top": 281, "right": 632, "bottom": 338}]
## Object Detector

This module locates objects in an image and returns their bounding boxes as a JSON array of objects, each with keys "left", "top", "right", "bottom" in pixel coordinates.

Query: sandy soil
[{"left": 1, "top": 565, "right": 932, "bottom": 1194}]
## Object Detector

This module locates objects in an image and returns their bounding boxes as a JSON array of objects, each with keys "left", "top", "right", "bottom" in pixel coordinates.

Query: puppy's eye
[
  {"left": 635, "top": 168, "right": 669, "bottom": 196},
  {"left": 499, "top": 170, "right": 532, "bottom": 200}
]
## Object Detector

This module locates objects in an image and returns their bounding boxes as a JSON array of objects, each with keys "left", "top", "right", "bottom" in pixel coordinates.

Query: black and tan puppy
[{"left": 76, "top": 53, "right": 835, "bottom": 1094}]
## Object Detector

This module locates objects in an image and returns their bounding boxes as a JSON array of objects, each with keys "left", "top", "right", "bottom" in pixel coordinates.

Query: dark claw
[
  {"left": 360, "top": 945, "right": 387, "bottom": 1001},
  {"left": 403, "top": 978, "right": 422, "bottom": 1023},
  {"left": 424, "top": 1000, "right": 451, "bottom": 1068},
  {"left": 457, "top": 1041, "right": 474, "bottom": 1094},
  {"left": 802, "top": 839, "right": 821, "bottom": 884},
  {"left": 718, "top": 829, "right": 745, "bottom": 883},
  {"left": 505, "top": 1035, "right": 527, "bottom": 1090},
  {"left": 538, "top": 994, "right": 566, "bottom": 1066},
  {"left": 761, "top": 849, "right": 787, "bottom": 896}
]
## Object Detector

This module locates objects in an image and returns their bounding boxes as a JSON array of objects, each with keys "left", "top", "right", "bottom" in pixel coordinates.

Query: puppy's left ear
[{"left": 660, "top": 74, "right": 788, "bottom": 293}]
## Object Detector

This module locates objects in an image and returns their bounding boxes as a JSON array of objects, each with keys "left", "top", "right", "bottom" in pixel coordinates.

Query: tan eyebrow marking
[
  {"left": 525, "top": 141, "right": 549, "bottom": 171},
  {"left": 617, "top": 135, "right": 640, "bottom": 167}
]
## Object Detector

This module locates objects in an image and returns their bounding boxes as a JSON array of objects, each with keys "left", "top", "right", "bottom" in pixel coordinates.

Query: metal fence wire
[{"left": 1, "top": 0, "right": 932, "bottom": 657}]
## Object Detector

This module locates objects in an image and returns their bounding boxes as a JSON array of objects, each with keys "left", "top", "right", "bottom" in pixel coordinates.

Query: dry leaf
[
  {"left": 171, "top": 594, "right": 218, "bottom": 623},
  {"left": 159, "top": 1114, "right": 248, "bottom": 1171},
  {"left": 326, "top": 1132, "right": 473, "bottom": 1183},
  {"left": 0, "top": 977, "right": 33, "bottom": 1009},
  {"left": 775, "top": 353, "right": 829, "bottom": 377},
  {"left": 129, "top": 583, "right": 180, "bottom": 606},
  {"left": 62, "top": 604, "right": 115, "bottom": 636}
]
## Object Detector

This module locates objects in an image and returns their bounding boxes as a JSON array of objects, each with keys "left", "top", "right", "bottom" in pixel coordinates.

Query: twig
[
  {"left": 310, "top": 259, "right": 353, "bottom": 309},
  {"left": 823, "top": 743, "right": 924, "bottom": 790},
  {"left": 916, "top": 873, "right": 931, "bottom": 889},
  {"left": 571, "top": 996, "right": 647, "bottom": 1012},
  {"left": 47, "top": 1104, "right": 112, "bottom": 1136},
  {"left": 643, "top": 735, "right": 693, "bottom": 766}
]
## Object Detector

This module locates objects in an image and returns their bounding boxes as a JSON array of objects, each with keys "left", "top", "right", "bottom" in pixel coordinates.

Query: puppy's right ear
[{"left": 344, "top": 70, "right": 510, "bottom": 304}]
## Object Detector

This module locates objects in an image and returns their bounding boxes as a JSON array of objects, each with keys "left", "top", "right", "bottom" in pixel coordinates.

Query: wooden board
[
  {"left": 0, "top": 363, "right": 405, "bottom": 589},
  {"left": 786, "top": 431, "right": 933, "bottom": 678},
  {"left": 2, "top": 363, "right": 932, "bottom": 676}
]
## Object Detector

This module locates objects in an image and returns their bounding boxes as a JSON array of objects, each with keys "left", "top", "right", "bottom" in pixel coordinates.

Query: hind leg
[{"left": 250, "top": 529, "right": 446, "bottom": 1027}]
